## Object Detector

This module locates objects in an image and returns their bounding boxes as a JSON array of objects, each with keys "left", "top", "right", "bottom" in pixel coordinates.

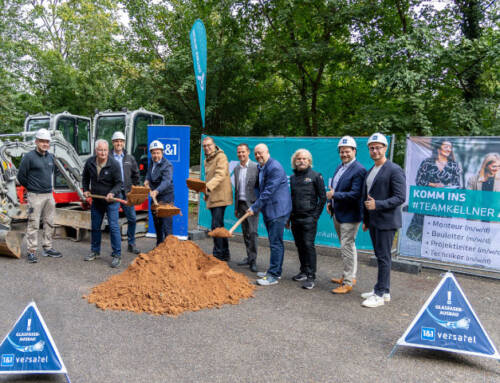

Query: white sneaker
[
  {"left": 362, "top": 294, "right": 385, "bottom": 308},
  {"left": 360, "top": 290, "right": 391, "bottom": 302},
  {"left": 256, "top": 275, "right": 279, "bottom": 286},
  {"left": 256, "top": 271, "right": 281, "bottom": 279}
]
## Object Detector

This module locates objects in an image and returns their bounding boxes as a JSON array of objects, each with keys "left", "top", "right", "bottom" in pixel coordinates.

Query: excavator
[
  {"left": 0, "top": 130, "right": 86, "bottom": 258},
  {"left": 0, "top": 108, "right": 165, "bottom": 258}
]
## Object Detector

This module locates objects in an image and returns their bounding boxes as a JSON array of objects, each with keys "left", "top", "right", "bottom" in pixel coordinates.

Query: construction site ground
[{"left": 0, "top": 217, "right": 499, "bottom": 383}]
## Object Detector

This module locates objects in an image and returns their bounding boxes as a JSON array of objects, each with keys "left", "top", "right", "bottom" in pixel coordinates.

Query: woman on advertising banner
[
  {"left": 467, "top": 153, "right": 500, "bottom": 192},
  {"left": 406, "top": 139, "right": 462, "bottom": 241}
]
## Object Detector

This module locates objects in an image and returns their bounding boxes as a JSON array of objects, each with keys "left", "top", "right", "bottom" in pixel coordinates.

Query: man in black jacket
[
  {"left": 111, "top": 131, "right": 140, "bottom": 254},
  {"left": 82, "top": 139, "right": 123, "bottom": 268},
  {"left": 17, "top": 128, "right": 62, "bottom": 263},
  {"left": 289, "top": 148, "right": 327, "bottom": 289}
]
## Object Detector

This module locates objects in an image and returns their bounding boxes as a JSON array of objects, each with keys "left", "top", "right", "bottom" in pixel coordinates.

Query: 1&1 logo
[
  {"left": 1, "top": 354, "right": 14, "bottom": 367},
  {"left": 421, "top": 327, "right": 435, "bottom": 341},
  {"left": 160, "top": 138, "right": 181, "bottom": 162}
]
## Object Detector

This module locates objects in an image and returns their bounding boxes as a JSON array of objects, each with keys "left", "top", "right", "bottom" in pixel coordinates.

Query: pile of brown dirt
[
  {"left": 84, "top": 235, "right": 255, "bottom": 316},
  {"left": 208, "top": 227, "right": 231, "bottom": 237}
]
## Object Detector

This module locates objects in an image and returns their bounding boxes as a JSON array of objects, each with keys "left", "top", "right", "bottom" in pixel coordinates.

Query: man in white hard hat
[
  {"left": 17, "top": 128, "right": 62, "bottom": 263},
  {"left": 202, "top": 136, "right": 233, "bottom": 261},
  {"left": 111, "top": 131, "right": 141, "bottom": 254},
  {"left": 326, "top": 136, "right": 366, "bottom": 294},
  {"left": 361, "top": 133, "right": 405, "bottom": 308},
  {"left": 144, "top": 140, "right": 174, "bottom": 246}
]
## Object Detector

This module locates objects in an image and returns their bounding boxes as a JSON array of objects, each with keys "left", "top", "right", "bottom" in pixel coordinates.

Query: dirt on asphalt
[{"left": 84, "top": 235, "right": 255, "bottom": 316}]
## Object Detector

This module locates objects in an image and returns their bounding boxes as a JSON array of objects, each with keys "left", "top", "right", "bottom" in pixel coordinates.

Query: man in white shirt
[{"left": 233, "top": 143, "right": 259, "bottom": 272}]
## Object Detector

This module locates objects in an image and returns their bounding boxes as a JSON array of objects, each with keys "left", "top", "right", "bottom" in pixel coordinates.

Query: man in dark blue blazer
[
  {"left": 248, "top": 143, "right": 292, "bottom": 286},
  {"left": 361, "top": 133, "right": 406, "bottom": 308},
  {"left": 145, "top": 140, "right": 174, "bottom": 246},
  {"left": 326, "top": 136, "right": 366, "bottom": 294}
]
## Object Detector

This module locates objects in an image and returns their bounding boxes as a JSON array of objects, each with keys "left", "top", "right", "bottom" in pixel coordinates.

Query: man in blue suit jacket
[
  {"left": 361, "top": 133, "right": 406, "bottom": 308},
  {"left": 248, "top": 143, "right": 292, "bottom": 286},
  {"left": 145, "top": 140, "right": 174, "bottom": 246},
  {"left": 326, "top": 136, "right": 366, "bottom": 294}
]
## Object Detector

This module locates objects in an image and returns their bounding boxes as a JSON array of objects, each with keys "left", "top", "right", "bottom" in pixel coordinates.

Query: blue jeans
[
  {"left": 91, "top": 201, "right": 121, "bottom": 256},
  {"left": 265, "top": 215, "right": 287, "bottom": 277},
  {"left": 120, "top": 191, "right": 136, "bottom": 246}
]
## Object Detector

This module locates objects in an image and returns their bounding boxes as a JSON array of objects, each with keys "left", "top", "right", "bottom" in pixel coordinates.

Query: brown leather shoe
[
  {"left": 332, "top": 284, "right": 353, "bottom": 294},
  {"left": 331, "top": 277, "right": 356, "bottom": 286}
]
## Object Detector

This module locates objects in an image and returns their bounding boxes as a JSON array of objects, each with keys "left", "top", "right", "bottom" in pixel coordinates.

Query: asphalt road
[{"left": 0, "top": 227, "right": 499, "bottom": 383}]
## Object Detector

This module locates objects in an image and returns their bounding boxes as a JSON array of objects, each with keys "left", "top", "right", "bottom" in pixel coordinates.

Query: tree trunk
[{"left": 455, "top": 0, "right": 483, "bottom": 102}]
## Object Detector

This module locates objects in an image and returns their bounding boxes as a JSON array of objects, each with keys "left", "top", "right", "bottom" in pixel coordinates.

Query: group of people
[
  {"left": 202, "top": 133, "right": 406, "bottom": 308},
  {"left": 18, "top": 129, "right": 175, "bottom": 268},
  {"left": 19, "top": 128, "right": 407, "bottom": 308}
]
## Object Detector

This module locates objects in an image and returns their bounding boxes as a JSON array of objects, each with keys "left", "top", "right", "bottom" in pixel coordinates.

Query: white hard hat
[
  {"left": 338, "top": 136, "right": 357, "bottom": 149},
  {"left": 149, "top": 140, "right": 164, "bottom": 151},
  {"left": 367, "top": 133, "right": 388, "bottom": 147},
  {"left": 35, "top": 128, "right": 51, "bottom": 141},
  {"left": 111, "top": 131, "right": 125, "bottom": 141}
]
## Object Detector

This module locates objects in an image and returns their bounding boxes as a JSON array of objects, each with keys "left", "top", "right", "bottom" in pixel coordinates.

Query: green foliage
[{"left": 0, "top": 0, "right": 498, "bottom": 166}]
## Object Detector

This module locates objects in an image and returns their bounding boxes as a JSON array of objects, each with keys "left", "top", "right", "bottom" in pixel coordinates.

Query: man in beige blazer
[{"left": 203, "top": 136, "right": 233, "bottom": 261}]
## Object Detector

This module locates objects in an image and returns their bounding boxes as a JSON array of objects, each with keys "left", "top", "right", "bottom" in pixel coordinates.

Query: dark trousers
[
  {"left": 291, "top": 216, "right": 318, "bottom": 279},
  {"left": 369, "top": 226, "right": 396, "bottom": 297},
  {"left": 236, "top": 200, "right": 258, "bottom": 263},
  {"left": 265, "top": 215, "right": 287, "bottom": 277},
  {"left": 91, "top": 201, "right": 121, "bottom": 256},
  {"left": 119, "top": 191, "right": 136, "bottom": 246},
  {"left": 153, "top": 214, "right": 172, "bottom": 246},
  {"left": 210, "top": 206, "right": 230, "bottom": 260}
]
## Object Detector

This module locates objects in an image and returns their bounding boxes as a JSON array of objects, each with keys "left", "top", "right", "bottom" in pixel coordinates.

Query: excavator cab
[
  {"left": 24, "top": 112, "right": 92, "bottom": 160},
  {"left": 93, "top": 108, "right": 164, "bottom": 182},
  {"left": 24, "top": 112, "right": 92, "bottom": 193}
]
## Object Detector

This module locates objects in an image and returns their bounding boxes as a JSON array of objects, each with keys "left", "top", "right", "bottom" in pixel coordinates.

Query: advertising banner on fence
[
  {"left": 399, "top": 137, "right": 500, "bottom": 271},
  {"left": 393, "top": 272, "right": 500, "bottom": 360},
  {"left": 198, "top": 135, "right": 391, "bottom": 250}
]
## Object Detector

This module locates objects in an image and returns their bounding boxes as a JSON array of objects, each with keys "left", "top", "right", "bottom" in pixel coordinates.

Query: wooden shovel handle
[
  {"left": 89, "top": 194, "right": 127, "bottom": 204},
  {"left": 229, "top": 211, "right": 251, "bottom": 234}
]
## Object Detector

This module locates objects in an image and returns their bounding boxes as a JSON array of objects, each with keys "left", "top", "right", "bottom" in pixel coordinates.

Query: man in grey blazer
[{"left": 234, "top": 143, "right": 259, "bottom": 272}]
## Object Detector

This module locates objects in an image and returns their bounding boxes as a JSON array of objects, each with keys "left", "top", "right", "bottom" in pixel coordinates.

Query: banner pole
[{"left": 65, "top": 373, "right": 72, "bottom": 383}]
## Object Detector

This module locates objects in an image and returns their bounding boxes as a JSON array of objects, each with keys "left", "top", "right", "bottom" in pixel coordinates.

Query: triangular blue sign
[
  {"left": 0, "top": 302, "right": 68, "bottom": 375},
  {"left": 393, "top": 272, "right": 500, "bottom": 359}
]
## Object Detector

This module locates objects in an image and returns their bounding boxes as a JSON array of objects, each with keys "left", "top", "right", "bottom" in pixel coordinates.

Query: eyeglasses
[{"left": 369, "top": 146, "right": 385, "bottom": 152}]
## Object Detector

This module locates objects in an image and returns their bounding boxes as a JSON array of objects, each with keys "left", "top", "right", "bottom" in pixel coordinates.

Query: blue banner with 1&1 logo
[{"left": 147, "top": 125, "right": 190, "bottom": 239}]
